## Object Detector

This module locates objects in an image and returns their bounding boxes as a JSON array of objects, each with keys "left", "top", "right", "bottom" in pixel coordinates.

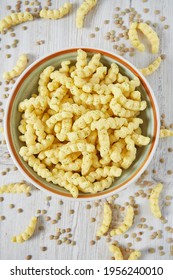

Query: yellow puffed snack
[
  {"left": 110, "top": 205, "right": 134, "bottom": 236},
  {"left": 0, "top": 12, "right": 33, "bottom": 33},
  {"left": 140, "top": 56, "right": 161, "bottom": 76},
  {"left": 46, "top": 112, "right": 73, "bottom": 129},
  {"left": 76, "top": 0, "right": 97, "bottom": 28},
  {"left": 0, "top": 183, "right": 31, "bottom": 194},
  {"left": 40, "top": 3, "right": 72, "bottom": 19},
  {"left": 67, "top": 127, "right": 91, "bottom": 142},
  {"left": 11, "top": 216, "right": 37, "bottom": 243},
  {"left": 38, "top": 66, "right": 55, "bottom": 97},
  {"left": 18, "top": 49, "right": 150, "bottom": 198},
  {"left": 72, "top": 110, "right": 105, "bottom": 131},
  {"left": 76, "top": 53, "right": 101, "bottom": 78},
  {"left": 81, "top": 152, "right": 93, "bottom": 175},
  {"left": 96, "top": 203, "right": 112, "bottom": 236},
  {"left": 128, "top": 22, "right": 145, "bottom": 52},
  {"left": 3, "top": 54, "right": 28, "bottom": 81},
  {"left": 98, "top": 129, "right": 110, "bottom": 157},
  {"left": 58, "top": 142, "right": 95, "bottom": 161},
  {"left": 149, "top": 183, "right": 163, "bottom": 219},
  {"left": 138, "top": 22, "right": 159, "bottom": 54},
  {"left": 128, "top": 250, "right": 141, "bottom": 260},
  {"left": 160, "top": 129, "right": 173, "bottom": 138},
  {"left": 109, "top": 245, "right": 124, "bottom": 260}
]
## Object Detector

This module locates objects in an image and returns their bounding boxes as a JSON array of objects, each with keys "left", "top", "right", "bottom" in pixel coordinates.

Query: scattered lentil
[
  {"left": 160, "top": 16, "right": 166, "bottom": 22},
  {"left": 154, "top": 10, "right": 160, "bottom": 15},
  {"left": 89, "top": 33, "right": 95, "bottom": 38},
  {"left": 51, "top": 219, "right": 57, "bottom": 224},
  {"left": 41, "top": 246, "right": 47, "bottom": 252},
  {"left": 58, "top": 200, "right": 63, "bottom": 205},
  {"left": 148, "top": 248, "right": 155, "bottom": 254},
  {"left": 57, "top": 240, "right": 62, "bottom": 245},
  {"left": 26, "top": 255, "right": 32, "bottom": 260},
  {"left": 69, "top": 209, "right": 74, "bottom": 214},
  {"left": 45, "top": 216, "right": 51, "bottom": 221},
  {"left": 95, "top": 27, "right": 100, "bottom": 32},
  {"left": 166, "top": 238, "right": 173, "bottom": 243},
  {"left": 86, "top": 204, "right": 91, "bottom": 210}
]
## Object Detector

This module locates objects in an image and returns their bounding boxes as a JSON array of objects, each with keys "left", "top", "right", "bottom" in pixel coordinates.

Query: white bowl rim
[{"left": 4, "top": 47, "right": 160, "bottom": 201}]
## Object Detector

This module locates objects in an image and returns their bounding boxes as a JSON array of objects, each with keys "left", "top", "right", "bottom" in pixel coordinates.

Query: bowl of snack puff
[{"left": 4, "top": 48, "right": 160, "bottom": 200}]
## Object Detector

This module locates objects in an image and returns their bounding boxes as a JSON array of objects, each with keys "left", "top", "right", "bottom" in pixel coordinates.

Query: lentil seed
[
  {"left": 41, "top": 246, "right": 47, "bottom": 251},
  {"left": 26, "top": 255, "right": 32, "bottom": 260}
]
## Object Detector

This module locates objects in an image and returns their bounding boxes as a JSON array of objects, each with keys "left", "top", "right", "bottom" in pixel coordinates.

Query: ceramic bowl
[{"left": 4, "top": 48, "right": 160, "bottom": 200}]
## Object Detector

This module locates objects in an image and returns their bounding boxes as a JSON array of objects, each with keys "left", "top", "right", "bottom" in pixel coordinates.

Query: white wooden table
[{"left": 0, "top": 0, "right": 173, "bottom": 260}]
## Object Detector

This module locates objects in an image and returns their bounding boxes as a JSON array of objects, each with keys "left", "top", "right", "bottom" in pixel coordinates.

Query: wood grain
[{"left": 0, "top": 0, "right": 173, "bottom": 260}]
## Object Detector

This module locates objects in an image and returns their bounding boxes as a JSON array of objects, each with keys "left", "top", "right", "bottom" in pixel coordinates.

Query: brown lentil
[
  {"left": 89, "top": 33, "right": 95, "bottom": 38},
  {"left": 154, "top": 10, "right": 160, "bottom": 15},
  {"left": 41, "top": 246, "right": 47, "bottom": 251},
  {"left": 148, "top": 248, "right": 155, "bottom": 254},
  {"left": 160, "top": 16, "right": 166, "bottom": 22},
  {"left": 166, "top": 238, "right": 173, "bottom": 243},
  {"left": 26, "top": 255, "right": 32, "bottom": 260},
  {"left": 57, "top": 240, "right": 62, "bottom": 245},
  {"left": 86, "top": 204, "right": 91, "bottom": 210}
]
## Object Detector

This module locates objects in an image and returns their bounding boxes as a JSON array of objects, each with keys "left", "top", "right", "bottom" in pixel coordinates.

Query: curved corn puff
[
  {"left": 96, "top": 203, "right": 112, "bottom": 236},
  {"left": 0, "top": 183, "right": 31, "bottom": 194},
  {"left": 86, "top": 166, "right": 122, "bottom": 182},
  {"left": 11, "top": 216, "right": 37, "bottom": 243},
  {"left": 3, "top": 54, "right": 28, "bottom": 81},
  {"left": 58, "top": 142, "right": 95, "bottom": 160},
  {"left": 128, "top": 22, "right": 145, "bottom": 52},
  {"left": 110, "top": 205, "right": 134, "bottom": 236},
  {"left": 0, "top": 12, "right": 33, "bottom": 33},
  {"left": 138, "top": 22, "right": 159, "bottom": 54},
  {"left": 76, "top": 0, "right": 97, "bottom": 28},
  {"left": 98, "top": 129, "right": 110, "bottom": 158},
  {"left": 40, "top": 3, "right": 72, "bottom": 19},
  {"left": 149, "top": 183, "right": 163, "bottom": 219},
  {"left": 140, "top": 56, "right": 161, "bottom": 76},
  {"left": 160, "top": 129, "right": 173, "bottom": 138},
  {"left": 109, "top": 245, "right": 124, "bottom": 260},
  {"left": 128, "top": 250, "right": 141, "bottom": 260}
]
